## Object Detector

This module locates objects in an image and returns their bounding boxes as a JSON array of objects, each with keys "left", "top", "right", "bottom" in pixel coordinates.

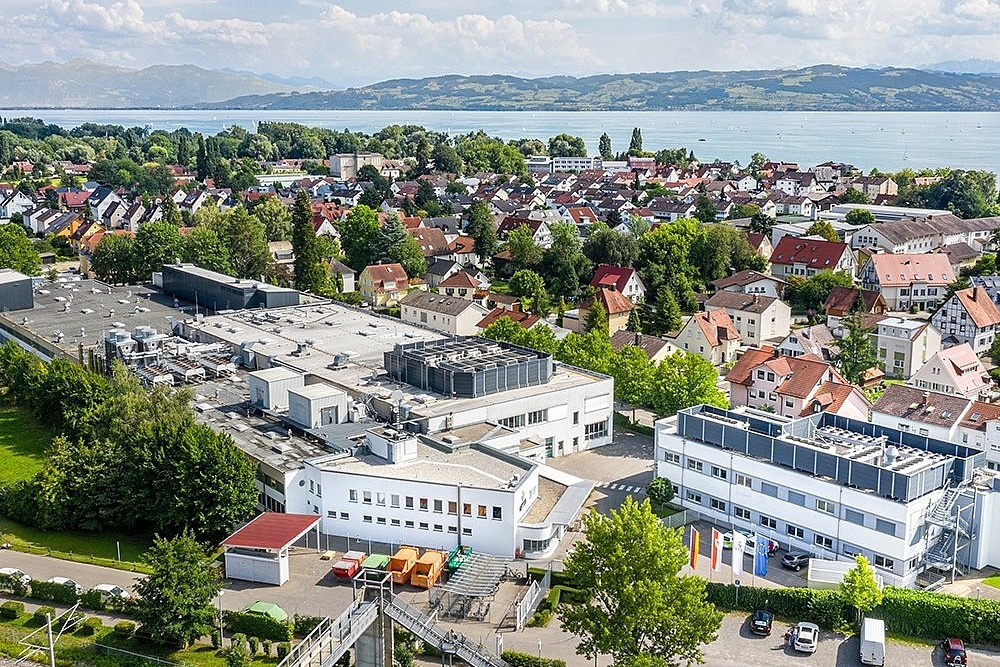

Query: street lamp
[{"left": 537, "top": 640, "right": 542, "bottom": 661}]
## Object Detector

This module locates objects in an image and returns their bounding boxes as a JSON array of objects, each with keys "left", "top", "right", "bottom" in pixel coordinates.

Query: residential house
[
  {"left": 671, "top": 310, "right": 741, "bottom": 365},
  {"left": 447, "top": 236, "right": 477, "bottom": 266},
  {"left": 0, "top": 189, "right": 33, "bottom": 220},
  {"left": 823, "top": 286, "right": 888, "bottom": 327},
  {"left": 408, "top": 227, "right": 450, "bottom": 258},
  {"left": 769, "top": 237, "right": 856, "bottom": 279},
  {"left": 848, "top": 176, "right": 898, "bottom": 201},
  {"left": 589, "top": 264, "right": 647, "bottom": 304},
  {"left": 931, "top": 286, "right": 1000, "bottom": 355},
  {"left": 909, "top": 343, "right": 993, "bottom": 400},
  {"left": 726, "top": 346, "right": 871, "bottom": 420},
  {"left": 647, "top": 197, "right": 695, "bottom": 222},
  {"left": 424, "top": 258, "right": 463, "bottom": 288},
  {"left": 774, "top": 171, "right": 822, "bottom": 196},
  {"left": 609, "top": 330, "right": 677, "bottom": 363},
  {"left": 572, "top": 287, "right": 635, "bottom": 335},
  {"left": 871, "top": 384, "right": 972, "bottom": 444},
  {"left": 438, "top": 271, "right": 482, "bottom": 300},
  {"left": 774, "top": 324, "right": 836, "bottom": 361},
  {"left": 476, "top": 307, "right": 541, "bottom": 331},
  {"left": 711, "top": 269, "right": 786, "bottom": 299},
  {"left": 746, "top": 233, "right": 774, "bottom": 266},
  {"left": 87, "top": 186, "right": 123, "bottom": 221},
  {"left": 858, "top": 253, "right": 954, "bottom": 311},
  {"left": 703, "top": 291, "right": 791, "bottom": 344},
  {"left": 399, "top": 291, "right": 488, "bottom": 336},
  {"left": 496, "top": 217, "right": 553, "bottom": 248},
  {"left": 329, "top": 259, "right": 356, "bottom": 293},
  {"left": 358, "top": 263, "right": 410, "bottom": 308},
  {"left": 871, "top": 317, "right": 941, "bottom": 380}
]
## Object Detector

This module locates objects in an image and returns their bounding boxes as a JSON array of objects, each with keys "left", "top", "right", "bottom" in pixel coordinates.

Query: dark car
[
  {"left": 943, "top": 638, "right": 967, "bottom": 665},
  {"left": 781, "top": 551, "right": 809, "bottom": 571},
  {"left": 749, "top": 609, "right": 773, "bottom": 636}
]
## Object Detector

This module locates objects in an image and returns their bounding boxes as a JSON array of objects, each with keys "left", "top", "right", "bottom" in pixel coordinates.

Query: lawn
[
  {"left": 0, "top": 516, "right": 153, "bottom": 574},
  {"left": 983, "top": 574, "right": 1000, "bottom": 590},
  {"left": 0, "top": 404, "right": 51, "bottom": 484}
]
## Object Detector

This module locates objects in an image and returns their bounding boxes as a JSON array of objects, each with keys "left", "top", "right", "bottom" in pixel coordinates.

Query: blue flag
[{"left": 754, "top": 536, "right": 769, "bottom": 577}]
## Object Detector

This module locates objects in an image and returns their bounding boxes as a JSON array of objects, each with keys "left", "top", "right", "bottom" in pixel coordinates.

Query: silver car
[
  {"left": 792, "top": 622, "right": 820, "bottom": 653},
  {"left": 0, "top": 567, "right": 30, "bottom": 586}
]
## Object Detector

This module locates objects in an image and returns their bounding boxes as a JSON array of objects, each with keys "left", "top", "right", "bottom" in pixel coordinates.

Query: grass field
[
  {"left": 0, "top": 515, "right": 153, "bottom": 574},
  {"left": 0, "top": 404, "right": 51, "bottom": 484},
  {"left": 984, "top": 574, "right": 1000, "bottom": 590}
]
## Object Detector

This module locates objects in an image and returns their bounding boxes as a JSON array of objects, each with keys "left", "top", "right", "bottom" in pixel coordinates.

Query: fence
[
  {"left": 94, "top": 643, "right": 187, "bottom": 666},
  {"left": 661, "top": 509, "right": 704, "bottom": 529}
]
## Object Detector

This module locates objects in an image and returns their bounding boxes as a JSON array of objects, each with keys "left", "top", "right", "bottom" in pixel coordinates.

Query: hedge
[
  {"left": 0, "top": 573, "right": 29, "bottom": 597},
  {"left": 501, "top": 651, "right": 567, "bottom": 667},
  {"left": 706, "top": 583, "right": 1000, "bottom": 643},
  {"left": 32, "top": 606, "right": 57, "bottom": 625},
  {"left": 224, "top": 610, "right": 292, "bottom": 642},
  {"left": 114, "top": 621, "right": 135, "bottom": 638},
  {"left": 0, "top": 600, "right": 24, "bottom": 620},
  {"left": 77, "top": 617, "right": 103, "bottom": 637},
  {"left": 28, "top": 579, "right": 79, "bottom": 604},
  {"left": 293, "top": 614, "right": 324, "bottom": 638},
  {"left": 80, "top": 589, "right": 105, "bottom": 611}
]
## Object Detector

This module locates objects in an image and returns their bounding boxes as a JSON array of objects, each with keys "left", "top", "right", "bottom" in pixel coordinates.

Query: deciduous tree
[
  {"left": 649, "top": 352, "right": 728, "bottom": 416},
  {"left": 806, "top": 220, "right": 840, "bottom": 242},
  {"left": 844, "top": 208, "right": 876, "bottom": 226},
  {"left": 559, "top": 497, "right": 721, "bottom": 667},
  {"left": 339, "top": 204, "right": 381, "bottom": 271},
  {"left": 252, "top": 194, "right": 293, "bottom": 241},
  {"left": 839, "top": 555, "right": 883, "bottom": 624},
  {"left": 0, "top": 224, "right": 42, "bottom": 276}
]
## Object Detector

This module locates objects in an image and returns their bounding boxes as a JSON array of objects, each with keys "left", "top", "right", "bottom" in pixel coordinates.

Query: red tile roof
[
  {"left": 582, "top": 286, "right": 635, "bottom": 316},
  {"left": 867, "top": 253, "right": 954, "bottom": 287},
  {"left": 770, "top": 236, "right": 849, "bottom": 270},
  {"left": 476, "top": 307, "right": 539, "bottom": 330},
  {"left": 439, "top": 271, "right": 479, "bottom": 289},
  {"left": 691, "top": 309, "right": 740, "bottom": 347},
  {"left": 222, "top": 512, "right": 320, "bottom": 550},
  {"left": 954, "top": 287, "right": 1000, "bottom": 329},
  {"left": 589, "top": 264, "right": 641, "bottom": 293}
]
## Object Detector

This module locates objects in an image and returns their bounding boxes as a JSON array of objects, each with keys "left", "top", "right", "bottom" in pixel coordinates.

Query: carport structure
[
  {"left": 222, "top": 512, "right": 320, "bottom": 585},
  {"left": 428, "top": 552, "right": 510, "bottom": 621}
]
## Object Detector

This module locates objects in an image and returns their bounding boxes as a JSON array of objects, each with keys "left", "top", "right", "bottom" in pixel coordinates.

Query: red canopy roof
[{"left": 222, "top": 512, "right": 320, "bottom": 550}]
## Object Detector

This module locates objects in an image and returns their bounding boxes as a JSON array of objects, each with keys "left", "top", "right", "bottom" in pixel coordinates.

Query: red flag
[
  {"left": 690, "top": 527, "right": 700, "bottom": 570},
  {"left": 711, "top": 528, "right": 723, "bottom": 572}
]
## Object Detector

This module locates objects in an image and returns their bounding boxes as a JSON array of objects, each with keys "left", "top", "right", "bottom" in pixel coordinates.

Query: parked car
[
  {"left": 792, "top": 622, "right": 820, "bottom": 653},
  {"left": 722, "top": 529, "right": 758, "bottom": 555},
  {"left": 93, "top": 584, "right": 132, "bottom": 601},
  {"left": 46, "top": 576, "right": 83, "bottom": 596},
  {"left": 942, "top": 638, "right": 968, "bottom": 665},
  {"left": 749, "top": 609, "right": 773, "bottom": 636},
  {"left": 781, "top": 551, "right": 810, "bottom": 571},
  {"left": 0, "top": 567, "right": 30, "bottom": 586}
]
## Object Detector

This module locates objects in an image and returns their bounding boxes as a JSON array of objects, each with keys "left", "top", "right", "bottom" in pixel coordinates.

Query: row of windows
[
  {"left": 327, "top": 511, "right": 474, "bottom": 536},
  {"left": 668, "top": 454, "right": 899, "bottom": 536},
  {"left": 584, "top": 420, "right": 609, "bottom": 441},
  {"left": 347, "top": 490, "right": 503, "bottom": 520},
  {"left": 497, "top": 408, "right": 556, "bottom": 430}
]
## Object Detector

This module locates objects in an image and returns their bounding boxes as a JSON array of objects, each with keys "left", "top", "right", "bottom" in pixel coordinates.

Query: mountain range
[{"left": 5, "top": 61, "right": 1000, "bottom": 111}]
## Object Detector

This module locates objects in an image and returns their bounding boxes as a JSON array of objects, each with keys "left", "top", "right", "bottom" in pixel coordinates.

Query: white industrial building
[
  {"left": 291, "top": 425, "right": 592, "bottom": 559},
  {"left": 655, "top": 404, "right": 990, "bottom": 587}
]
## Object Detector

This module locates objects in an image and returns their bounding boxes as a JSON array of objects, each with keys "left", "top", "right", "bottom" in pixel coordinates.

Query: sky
[{"left": 4, "top": 0, "right": 997, "bottom": 87}]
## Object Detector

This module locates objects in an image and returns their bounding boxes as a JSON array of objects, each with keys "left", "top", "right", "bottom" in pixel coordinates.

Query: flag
[
  {"left": 732, "top": 532, "right": 746, "bottom": 576},
  {"left": 689, "top": 527, "right": 700, "bottom": 570},
  {"left": 711, "top": 528, "right": 723, "bottom": 572},
  {"left": 755, "top": 535, "right": 769, "bottom": 577}
]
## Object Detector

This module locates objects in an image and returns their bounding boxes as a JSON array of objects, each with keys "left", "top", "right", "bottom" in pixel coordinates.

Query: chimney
[
  {"left": 922, "top": 391, "right": 930, "bottom": 405},
  {"left": 973, "top": 286, "right": 981, "bottom": 302}
]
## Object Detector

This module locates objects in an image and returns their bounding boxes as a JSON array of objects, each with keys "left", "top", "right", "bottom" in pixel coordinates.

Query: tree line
[{"left": 0, "top": 344, "right": 258, "bottom": 542}]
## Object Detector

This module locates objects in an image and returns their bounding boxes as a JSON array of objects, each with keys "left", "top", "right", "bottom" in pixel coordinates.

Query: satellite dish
[{"left": 390, "top": 389, "right": 405, "bottom": 405}]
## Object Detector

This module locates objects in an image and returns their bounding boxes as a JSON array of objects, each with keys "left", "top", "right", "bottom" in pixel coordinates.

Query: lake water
[{"left": 5, "top": 109, "right": 1000, "bottom": 175}]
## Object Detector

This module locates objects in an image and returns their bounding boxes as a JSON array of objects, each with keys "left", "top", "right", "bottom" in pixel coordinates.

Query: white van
[{"left": 860, "top": 617, "right": 886, "bottom": 666}]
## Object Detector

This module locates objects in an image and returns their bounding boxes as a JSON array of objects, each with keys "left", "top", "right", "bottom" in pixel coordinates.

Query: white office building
[{"left": 655, "top": 404, "right": 987, "bottom": 587}]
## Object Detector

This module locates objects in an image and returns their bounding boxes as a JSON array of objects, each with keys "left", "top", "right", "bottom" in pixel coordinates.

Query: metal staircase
[
  {"left": 926, "top": 485, "right": 963, "bottom": 528},
  {"left": 276, "top": 574, "right": 509, "bottom": 667},
  {"left": 924, "top": 484, "right": 972, "bottom": 574}
]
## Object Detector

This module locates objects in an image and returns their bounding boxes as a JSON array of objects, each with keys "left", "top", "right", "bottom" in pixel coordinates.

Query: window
[
  {"left": 462, "top": 527, "right": 472, "bottom": 536},
  {"left": 363, "top": 491, "right": 372, "bottom": 504},
  {"left": 478, "top": 505, "right": 487, "bottom": 518},
  {"left": 433, "top": 499, "right": 443, "bottom": 513},
  {"left": 735, "top": 473, "right": 752, "bottom": 488},
  {"left": 816, "top": 499, "right": 835, "bottom": 514},
  {"left": 842, "top": 544, "right": 860, "bottom": 557},
  {"left": 873, "top": 555, "right": 894, "bottom": 570},
  {"left": 527, "top": 409, "right": 548, "bottom": 425},
  {"left": 492, "top": 506, "right": 503, "bottom": 520},
  {"left": 405, "top": 496, "right": 414, "bottom": 509},
  {"left": 757, "top": 370, "right": 765, "bottom": 379},
  {"left": 405, "top": 520, "right": 415, "bottom": 528},
  {"left": 687, "top": 459, "right": 704, "bottom": 472},
  {"left": 309, "top": 480, "right": 314, "bottom": 493},
  {"left": 786, "top": 524, "right": 804, "bottom": 539},
  {"left": 339, "top": 512, "right": 349, "bottom": 520},
  {"left": 376, "top": 517, "right": 386, "bottom": 525},
  {"left": 785, "top": 398, "right": 794, "bottom": 408},
  {"left": 573, "top": 411, "right": 579, "bottom": 425},
  {"left": 376, "top": 492, "right": 385, "bottom": 506},
  {"left": 787, "top": 491, "right": 806, "bottom": 507},
  {"left": 363, "top": 515, "right": 372, "bottom": 523},
  {"left": 815, "top": 535, "right": 833, "bottom": 550},
  {"left": 766, "top": 372, "right": 775, "bottom": 382},
  {"left": 433, "top": 524, "right": 443, "bottom": 532},
  {"left": 686, "top": 490, "right": 702, "bottom": 503},
  {"left": 462, "top": 503, "right": 472, "bottom": 516},
  {"left": 499, "top": 414, "right": 526, "bottom": 429},
  {"left": 419, "top": 498, "right": 429, "bottom": 511},
  {"left": 761, "top": 482, "right": 778, "bottom": 497},
  {"left": 663, "top": 451, "right": 681, "bottom": 464},
  {"left": 760, "top": 515, "right": 777, "bottom": 529},
  {"left": 448, "top": 526, "right": 458, "bottom": 534},
  {"left": 875, "top": 518, "right": 896, "bottom": 536},
  {"left": 711, "top": 466, "right": 727, "bottom": 480},
  {"left": 448, "top": 501, "right": 457, "bottom": 515},
  {"left": 845, "top": 509, "right": 865, "bottom": 526},
  {"left": 585, "top": 421, "right": 608, "bottom": 441},
  {"left": 735, "top": 506, "right": 751, "bottom": 520},
  {"left": 390, "top": 494, "right": 400, "bottom": 508},
  {"left": 710, "top": 498, "right": 726, "bottom": 512},
  {"left": 349, "top": 489, "right": 358, "bottom": 502},
  {"left": 391, "top": 518, "right": 400, "bottom": 526},
  {"left": 419, "top": 522, "right": 429, "bottom": 530}
]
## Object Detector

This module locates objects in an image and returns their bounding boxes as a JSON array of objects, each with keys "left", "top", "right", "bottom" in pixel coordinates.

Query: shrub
[
  {"left": 80, "top": 589, "right": 105, "bottom": 611},
  {"left": 0, "top": 600, "right": 25, "bottom": 620},
  {"left": 231, "top": 633, "right": 247, "bottom": 648},
  {"left": 262, "top": 639, "right": 272, "bottom": 657},
  {"left": 225, "top": 642, "right": 253, "bottom": 667},
  {"left": 77, "top": 617, "right": 103, "bottom": 637},
  {"left": 225, "top": 610, "right": 292, "bottom": 642},
  {"left": 57, "top": 611, "right": 84, "bottom": 632},
  {"left": 32, "top": 606, "right": 57, "bottom": 626},
  {"left": 276, "top": 642, "right": 290, "bottom": 660},
  {"left": 647, "top": 476, "right": 675, "bottom": 505},
  {"left": 0, "top": 573, "right": 29, "bottom": 597},
  {"left": 28, "top": 579, "right": 79, "bottom": 604},
  {"left": 248, "top": 637, "right": 259, "bottom": 655},
  {"left": 293, "top": 613, "right": 324, "bottom": 638},
  {"left": 501, "top": 651, "right": 567, "bottom": 667},
  {"left": 527, "top": 609, "right": 552, "bottom": 627},
  {"left": 114, "top": 621, "right": 135, "bottom": 639},
  {"left": 211, "top": 630, "right": 221, "bottom": 649}
]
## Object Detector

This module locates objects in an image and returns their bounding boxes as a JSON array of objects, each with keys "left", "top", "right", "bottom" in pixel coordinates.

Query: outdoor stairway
[
  {"left": 382, "top": 594, "right": 510, "bottom": 667},
  {"left": 277, "top": 597, "right": 380, "bottom": 667},
  {"left": 276, "top": 590, "right": 509, "bottom": 667},
  {"left": 926, "top": 485, "right": 963, "bottom": 528},
  {"left": 925, "top": 528, "right": 963, "bottom": 575}
]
